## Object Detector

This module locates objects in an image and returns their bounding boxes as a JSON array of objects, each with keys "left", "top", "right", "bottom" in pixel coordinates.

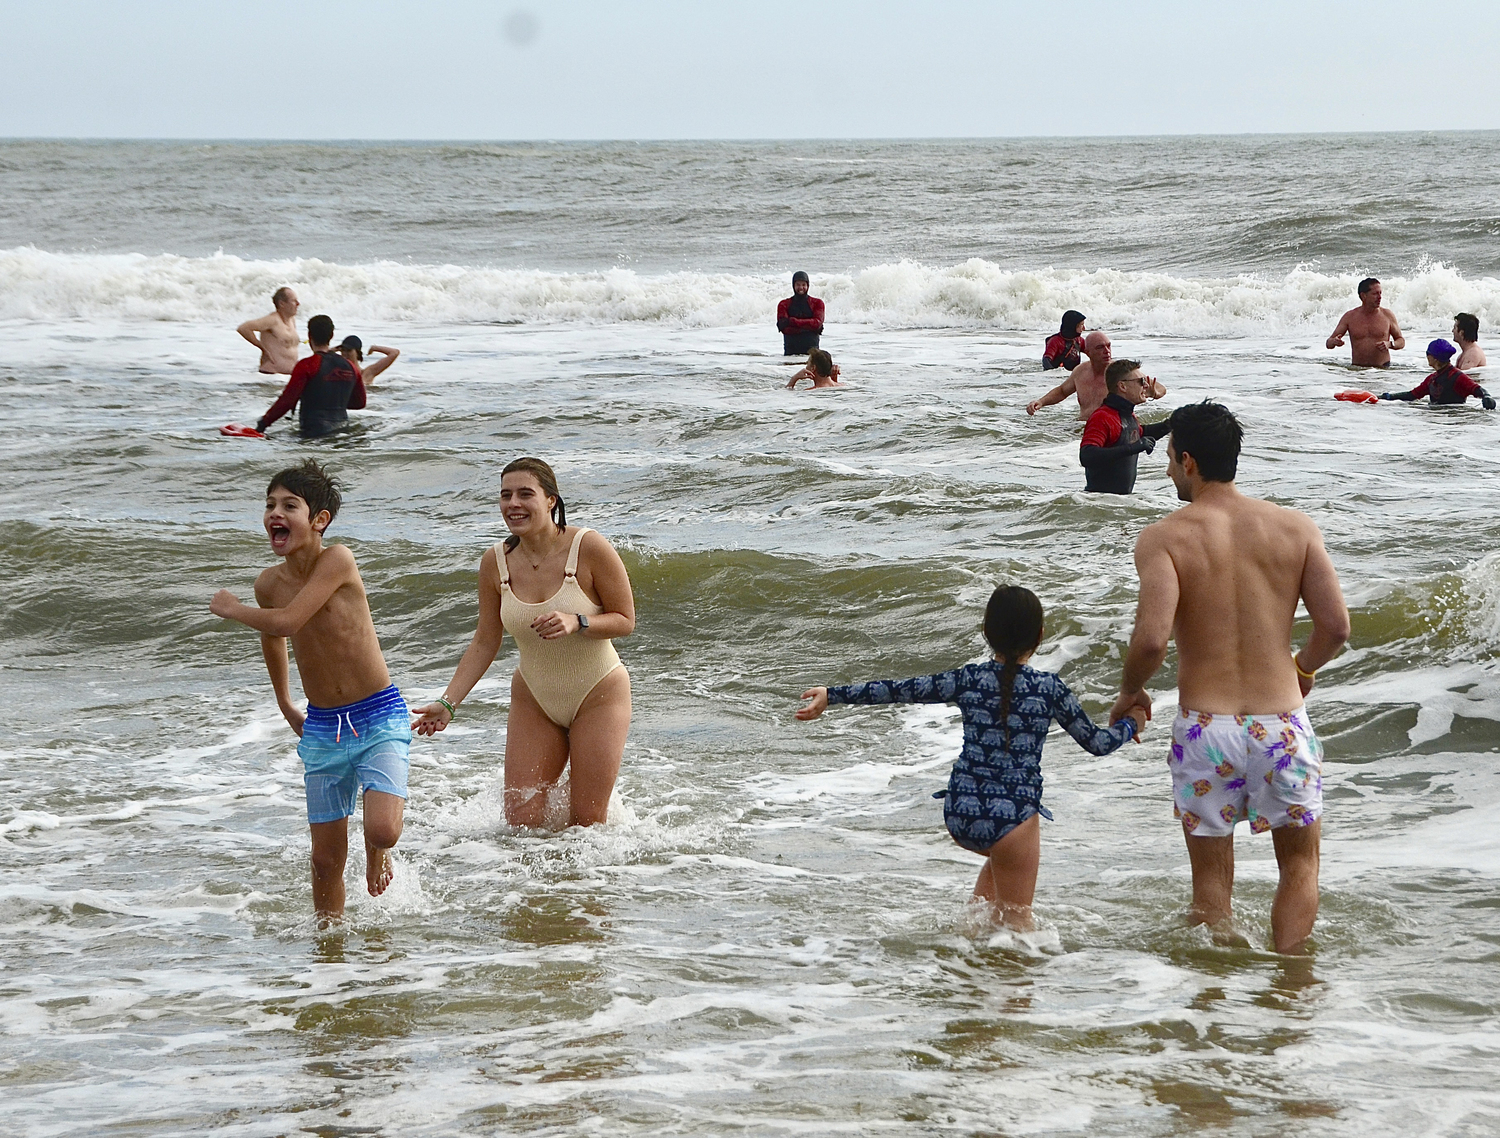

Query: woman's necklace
[{"left": 523, "top": 531, "right": 562, "bottom": 570}]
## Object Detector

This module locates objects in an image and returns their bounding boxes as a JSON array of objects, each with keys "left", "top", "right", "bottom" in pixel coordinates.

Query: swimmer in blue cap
[{"left": 1379, "top": 339, "right": 1494, "bottom": 408}]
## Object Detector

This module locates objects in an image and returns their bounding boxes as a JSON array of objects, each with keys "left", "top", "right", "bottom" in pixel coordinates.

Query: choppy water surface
[{"left": 2, "top": 137, "right": 1500, "bottom": 1136}]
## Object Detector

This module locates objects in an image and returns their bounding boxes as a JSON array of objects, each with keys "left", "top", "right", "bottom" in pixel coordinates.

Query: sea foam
[{"left": 4, "top": 246, "right": 1498, "bottom": 336}]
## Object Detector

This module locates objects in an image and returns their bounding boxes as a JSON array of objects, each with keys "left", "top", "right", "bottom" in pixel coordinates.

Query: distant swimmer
[
  {"left": 1379, "top": 339, "right": 1495, "bottom": 409},
  {"left": 412, "top": 458, "right": 635, "bottom": 828},
  {"left": 786, "top": 349, "right": 842, "bottom": 389},
  {"left": 255, "top": 315, "right": 366, "bottom": 437},
  {"left": 1026, "top": 332, "right": 1167, "bottom": 420},
  {"left": 1079, "top": 360, "right": 1172, "bottom": 495},
  {"left": 208, "top": 460, "right": 410, "bottom": 922},
  {"left": 237, "top": 286, "right": 301, "bottom": 375},
  {"left": 796, "top": 585, "right": 1145, "bottom": 930},
  {"left": 777, "top": 271, "right": 825, "bottom": 356},
  {"left": 1042, "top": 310, "right": 1087, "bottom": 371},
  {"left": 336, "top": 336, "right": 400, "bottom": 386},
  {"left": 1325, "top": 277, "right": 1405, "bottom": 367},
  {"left": 1453, "top": 313, "right": 1487, "bottom": 371},
  {"left": 1110, "top": 402, "right": 1349, "bottom": 954}
]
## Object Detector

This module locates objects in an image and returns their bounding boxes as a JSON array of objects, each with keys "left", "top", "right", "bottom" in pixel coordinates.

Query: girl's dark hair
[
  {"left": 983, "top": 585, "right": 1045, "bottom": 744},
  {"left": 500, "top": 457, "right": 567, "bottom": 551}
]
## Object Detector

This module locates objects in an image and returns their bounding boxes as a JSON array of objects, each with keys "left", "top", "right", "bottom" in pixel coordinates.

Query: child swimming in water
[
  {"left": 796, "top": 585, "right": 1145, "bottom": 929},
  {"left": 786, "top": 348, "right": 842, "bottom": 389}
]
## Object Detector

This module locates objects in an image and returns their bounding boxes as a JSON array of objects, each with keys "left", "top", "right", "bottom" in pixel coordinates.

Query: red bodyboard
[
  {"left": 1334, "top": 390, "right": 1380, "bottom": 404},
  {"left": 220, "top": 423, "right": 266, "bottom": 438}
]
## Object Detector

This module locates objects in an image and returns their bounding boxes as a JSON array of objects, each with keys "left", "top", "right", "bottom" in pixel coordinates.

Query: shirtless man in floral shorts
[{"left": 1110, "top": 401, "right": 1350, "bottom": 954}]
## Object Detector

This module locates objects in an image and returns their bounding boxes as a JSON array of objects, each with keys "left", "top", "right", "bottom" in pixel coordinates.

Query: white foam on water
[{"left": 6, "top": 246, "right": 1499, "bottom": 336}]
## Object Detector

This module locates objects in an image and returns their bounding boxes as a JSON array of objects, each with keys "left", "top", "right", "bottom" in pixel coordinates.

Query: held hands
[
  {"left": 532, "top": 610, "right": 581, "bottom": 640},
  {"left": 411, "top": 702, "right": 453, "bottom": 736},
  {"left": 1110, "top": 688, "right": 1153, "bottom": 743},
  {"left": 796, "top": 687, "right": 829, "bottom": 720}
]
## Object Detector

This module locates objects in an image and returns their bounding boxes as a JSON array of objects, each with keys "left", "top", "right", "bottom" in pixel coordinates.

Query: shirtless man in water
[
  {"left": 1453, "top": 313, "right": 1487, "bottom": 371},
  {"left": 1111, "top": 402, "right": 1349, "bottom": 955},
  {"left": 237, "top": 287, "right": 302, "bottom": 375},
  {"left": 1326, "top": 278, "right": 1405, "bottom": 367},
  {"left": 1026, "top": 331, "right": 1166, "bottom": 420}
]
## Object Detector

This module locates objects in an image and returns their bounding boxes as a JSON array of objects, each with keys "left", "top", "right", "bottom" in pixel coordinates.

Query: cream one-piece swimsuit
[{"left": 497, "top": 527, "right": 623, "bottom": 728}]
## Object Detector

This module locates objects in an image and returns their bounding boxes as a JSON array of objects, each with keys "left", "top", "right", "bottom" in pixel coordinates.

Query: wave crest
[{"left": 3, "top": 247, "right": 1498, "bottom": 335}]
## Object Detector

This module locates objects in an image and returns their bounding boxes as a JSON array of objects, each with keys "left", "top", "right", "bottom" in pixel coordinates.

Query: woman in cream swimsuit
[{"left": 413, "top": 458, "right": 635, "bottom": 827}]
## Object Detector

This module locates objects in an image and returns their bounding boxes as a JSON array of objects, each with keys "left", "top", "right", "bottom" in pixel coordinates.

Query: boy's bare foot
[{"left": 366, "top": 844, "right": 395, "bottom": 896}]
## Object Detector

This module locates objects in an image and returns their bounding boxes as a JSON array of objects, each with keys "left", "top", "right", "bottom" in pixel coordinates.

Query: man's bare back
[
  {"left": 237, "top": 288, "right": 301, "bottom": 374},
  {"left": 252, "top": 545, "right": 390, "bottom": 708},
  {"left": 1130, "top": 490, "right": 1341, "bottom": 713},
  {"left": 1326, "top": 280, "right": 1404, "bottom": 368}
]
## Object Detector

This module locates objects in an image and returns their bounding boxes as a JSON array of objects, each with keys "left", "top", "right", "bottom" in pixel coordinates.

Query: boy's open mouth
[{"left": 269, "top": 525, "right": 291, "bottom": 546}]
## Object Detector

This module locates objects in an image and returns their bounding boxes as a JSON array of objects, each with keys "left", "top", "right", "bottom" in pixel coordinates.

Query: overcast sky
[{"left": 4, "top": 1, "right": 1498, "bottom": 139}]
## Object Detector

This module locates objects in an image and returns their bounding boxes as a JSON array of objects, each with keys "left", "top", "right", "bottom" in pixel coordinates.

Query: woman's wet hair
[
  {"left": 501, "top": 457, "right": 567, "bottom": 551},
  {"left": 267, "top": 459, "right": 342, "bottom": 530},
  {"left": 1167, "top": 400, "right": 1242, "bottom": 483},
  {"left": 983, "top": 585, "right": 1045, "bottom": 744}
]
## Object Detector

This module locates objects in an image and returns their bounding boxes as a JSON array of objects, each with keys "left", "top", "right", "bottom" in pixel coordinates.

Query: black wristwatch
[{"left": 575, "top": 613, "right": 589, "bottom": 632}]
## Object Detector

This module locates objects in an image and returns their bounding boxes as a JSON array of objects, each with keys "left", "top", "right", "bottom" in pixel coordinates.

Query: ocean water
[{"left": 2, "top": 136, "right": 1499, "bottom": 1137}]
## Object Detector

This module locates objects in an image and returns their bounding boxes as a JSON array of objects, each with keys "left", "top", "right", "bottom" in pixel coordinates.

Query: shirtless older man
[
  {"left": 1110, "top": 402, "right": 1349, "bottom": 955},
  {"left": 1326, "top": 278, "right": 1405, "bottom": 367},
  {"left": 237, "top": 287, "right": 302, "bottom": 375},
  {"left": 1026, "top": 331, "right": 1166, "bottom": 420}
]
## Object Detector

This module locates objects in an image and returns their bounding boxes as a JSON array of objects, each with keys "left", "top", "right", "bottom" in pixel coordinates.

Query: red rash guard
[
  {"left": 257, "top": 351, "right": 367, "bottom": 435},
  {"left": 776, "top": 295, "right": 825, "bottom": 335}
]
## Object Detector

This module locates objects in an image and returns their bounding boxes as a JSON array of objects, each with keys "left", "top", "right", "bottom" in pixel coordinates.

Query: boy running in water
[{"left": 210, "top": 460, "right": 410, "bottom": 922}]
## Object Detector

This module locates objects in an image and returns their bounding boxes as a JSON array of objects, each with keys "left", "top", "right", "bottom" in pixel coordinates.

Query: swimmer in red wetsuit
[
  {"left": 1379, "top": 339, "right": 1495, "bottom": 409},
  {"left": 1042, "top": 310, "right": 1086, "bottom": 371}
]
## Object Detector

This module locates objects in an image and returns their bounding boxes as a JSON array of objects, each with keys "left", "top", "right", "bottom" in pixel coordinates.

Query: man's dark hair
[
  {"left": 1357, "top": 277, "right": 1380, "bottom": 297},
  {"left": 1104, "top": 358, "right": 1142, "bottom": 393},
  {"left": 1168, "top": 401, "right": 1242, "bottom": 483},
  {"left": 268, "top": 459, "right": 342, "bottom": 528},
  {"left": 307, "top": 314, "right": 335, "bottom": 346},
  {"left": 807, "top": 348, "right": 834, "bottom": 377},
  {"left": 1455, "top": 312, "right": 1480, "bottom": 342}
]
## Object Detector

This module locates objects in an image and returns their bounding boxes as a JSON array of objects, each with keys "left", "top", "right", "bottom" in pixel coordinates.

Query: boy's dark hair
[
  {"left": 807, "top": 348, "right": 834, "bottom": 377},
  {"left": 1455, "top": 312, "right": 1480, "bottom": 342},
  {"left": 1104, "top": 358, "right": 1142, "bottom": 394},
  {"left": 268, "top": 459, "right": 342, "bottom": 528},
  {"left": 983, "top": 585, "right": 1045, "bottom": 746},
  {"left": 307, "top": 314, "right": 335, "bottom": 346},
  {"left": 1168, "top": 401, "right": 1242, "bottom": 483},
  {"left": 1357, "top": 277, "right": 1379, "bottom": 297}
]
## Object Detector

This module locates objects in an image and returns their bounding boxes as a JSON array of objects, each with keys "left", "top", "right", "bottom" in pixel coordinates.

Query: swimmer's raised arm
[
  {"left": 413, "top": 546, "right": 506, "bottom": 735},
  {"left": 1326, "top": 313, "right": 1350, "bottom": 350},
  {"left": 1026, "top": 375, "right": 1075, "bottom": 416},
  {"left": 787, "top": 366, "right": 813, "bottom": 389},
  {"left": 210, "top": 545, "right": 357, "bottom": 638},
  {"left": 360, "top": 345, "right": 400, "bottom": 384},
  {"left": 1144, "top": 374, "right": 1167, "bottom": 400},
  {"left": 236, "top": 313, "right": 277, "bottom": 349}
]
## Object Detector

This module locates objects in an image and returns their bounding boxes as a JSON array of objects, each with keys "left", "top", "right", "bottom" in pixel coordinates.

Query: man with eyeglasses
[
  {"left": 1078, "top": 359, "right": 1171, "bottom": 494},
  {"left": 1028, "top": 332, "right": 1167, "bottom": 421}
]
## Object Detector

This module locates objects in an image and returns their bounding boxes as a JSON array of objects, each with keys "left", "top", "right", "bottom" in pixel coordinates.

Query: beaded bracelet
[
  {"left": 1291, "top": 655, "right": 1316, "bottom": 680},
  {"left": 436, "top": 696, "right": 457, "bottom": 719}
]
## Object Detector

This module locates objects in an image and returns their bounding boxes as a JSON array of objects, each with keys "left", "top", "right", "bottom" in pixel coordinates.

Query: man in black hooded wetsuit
[
  {"left": 256, "top": 314, "right": 367, "bottom": 437},
  {"left": 777, "top": 271, "right": 825, "bottom": 356},
  {"left": 1079, "top": 359, "right": 1172, "bottom": 494}
]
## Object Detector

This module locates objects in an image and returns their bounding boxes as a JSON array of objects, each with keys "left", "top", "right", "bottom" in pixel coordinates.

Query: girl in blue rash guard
[{"left": 796, "top": 585, "right": 1145, "bottom": 929}]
